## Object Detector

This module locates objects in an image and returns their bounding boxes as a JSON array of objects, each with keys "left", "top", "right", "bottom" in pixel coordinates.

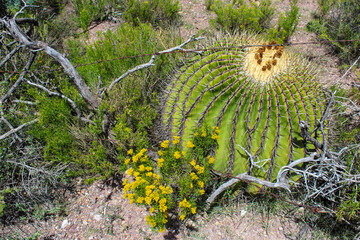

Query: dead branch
[
  {"left": 0, "top": 17, "right": 100, "bottom": 109},
  {"left": 0, "top": 118, "right": 38, "bottom": 141},
  {"left": 26, "top": 79, "right": 82, "bottom": 118},
  {"left": 107, "top": 34, "right": 205, "bottom": 92},
  {"left": 0, "top": 43, "right": 22, "bottom": 68},
  {"left": 0, "top": 52, "right": 36, "bottom": 117}
]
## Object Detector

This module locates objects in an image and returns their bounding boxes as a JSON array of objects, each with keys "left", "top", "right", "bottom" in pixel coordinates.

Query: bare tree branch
[
  {"left": 26, "top": 79, "right": 82, "bottom": 118},
  {"left": 107, "top": 34, "right": 205, "bottom": 92},
  {"left": 0, "top": 118, "right": 38, "bottom": 141},
  {"left": 0, "top": 52, "right": 36, "bottom": 117},
  {"left": 0, "top": 43, "right": 22, "bottom": 68},
  {"left": 0, "top": 18, "right": 100, "bottom": 109}
]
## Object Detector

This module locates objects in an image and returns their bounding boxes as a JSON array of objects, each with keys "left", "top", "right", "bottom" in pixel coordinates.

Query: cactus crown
[{"left": 162, "top": 35, "right": 328, "bottom": 183}]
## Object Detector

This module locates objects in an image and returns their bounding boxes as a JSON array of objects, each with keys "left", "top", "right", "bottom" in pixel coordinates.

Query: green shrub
[
  {"left": 123, "top": 126, "right": 219, "bottom": 232},
  {"left": 123, "top": 0, "right": 180, "bottom": 28},
  {"left": 208, "top": 0, "right": 274, "bottom": 33},
  {"left": 307, "top": 0, "right": 360, "bottom": 64},
  {"left": 268, "top": 0, "right": 299, "bottom": 43},
  {"left": 73, "top": 0, "right": 120, "bottom": 30}
]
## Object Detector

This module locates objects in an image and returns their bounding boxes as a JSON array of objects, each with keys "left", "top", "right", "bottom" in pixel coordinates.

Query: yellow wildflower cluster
[
  {"left": 211, "top": 126, "right": 220, "bottom": 141},
  {"left": 161, "top": 140, "right": 169, "bottom": 148},
  {"left": 174, "top": 151, "right": 181, "bottom": 159},
  {"left": 207, "top": 155, "right": 215, "bottom": 164},
  {"left": 172, "top": 136, "right": 180, "bottom": 144},
  {"left": 178, "top": 198, "right": 197, "bottom": 220},
  {"left": 187, "top": 141, "right": 195, "bottom": 148},
  {"left": 157, "top": 158, "right": 164, "bottom": 167},
  {"left": 124, "top": 147, "right": 174, "bottom": 232}
]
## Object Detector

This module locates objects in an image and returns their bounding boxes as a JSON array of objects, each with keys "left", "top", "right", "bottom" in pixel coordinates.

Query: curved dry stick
[
  {"left": 1, "top": 18, "right": 100, "bottom": 109},
  {"left": 0, "top": 118, "right": 39, "bottom": 141},
  {"left": 107, "top": 34, "right": 204, "bottom": 92}
]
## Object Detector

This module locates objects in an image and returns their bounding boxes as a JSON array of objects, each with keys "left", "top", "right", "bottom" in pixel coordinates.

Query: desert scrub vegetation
[
  {"left": 307, "top": 0, "right": 360, "bottom": 65},
  {"left": 0, "top": 0, "right": 184, "bottom": 225},
  {"left": 206, "top": 0, "right": 299, "bottom": 43},
  {"left": 1, "top": 0, "right": 360, "bottom": 238}
]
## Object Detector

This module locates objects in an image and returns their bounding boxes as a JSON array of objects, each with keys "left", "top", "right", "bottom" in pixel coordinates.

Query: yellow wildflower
[
  {"left": 182, "top": 151, "right": 186, "bottom": 156},
  {"left": 136, "top": 197, "right": 144, "bottom": 204},
  {"left": 133, "top": 171, "right": 140, "bottom": 177},
  {"left": 199, "top": 189, "right": 205, "bottom": 195},
  {"left": 201, "top": 130, "right": 207, "bottom": 137},
  {"left": 158, "top": 158, "right": 164, "bottom": 168},
  {"left": 179, "top": 198, "right": 191, "bottom": 208},
  {"left": 190, "top": 160, "right": 196, "bottom": 166},
  {"left": 190, "top": 183, "right": 193, "bottom": 188},
  {"left": 140, "top": 148, "right": 147, "bottom": 154},
  {"left": 122, "top": 179, "right": 129, "bottom": 186},
  {"left": 146, "top": 172, "right": 153, "bottom": 177},
  {"left": 197, "top": 166, "right": 204, "bottom": 174},
  {"left": 208, "top": 157, "right": 215, "bottom": 164},
  {"left": 145, "top": 166, "right": 152, "bottom": 171},
  {"left": 174, "top": 151, "right": 181, "bottom": 159},
  {"left": 213, "top": 126, "right": 220, "bottom": 133},
  {"left": 124, "top": 158, "right": 130, "bottom": 165},
  {"left": 211, "top": 134, "right": 220, "bottom": 141},
  {"left": 158, "top": 150, "right": 163, "bottom": 156},
  {"left": 190, "top": 172, "right": 198, "bottom": 180},
  {"left": 172, "top": 136, "right": 180, "bottom": 144},
  {"left": 191, "top": 207, "right": 197, "bottom": 214},
  {"left": 132, "top": 155, "right": 139, "bottom": 163},
  {"left": 159, "top": 228, "right": 165, "bottom": 233},
  {"left": 127, "top": 149, "right": 133, "bottom": 155},
  {"left": 139, "top": 165, "right": 145, "bottom": 172},
  {"left": 161, "top": 140, "right": 169, "bottom": 148},
  {"left": 187, "top": 141, "right": 195, "bottom": 148},
  {"left": 198, "top": 180, "right": 204, "bottom": 188},
  {"left": 180, "top": 214, "right": 185, "bottom": 220},
  {"left": 149, "top": 208, "right": 155, "bottom": 214},
  {"left": 145, "top": 196, "right": 152, "bottom": 205},
  {"left": 126, "top": 168, "right": 133, "bottom": 176}
]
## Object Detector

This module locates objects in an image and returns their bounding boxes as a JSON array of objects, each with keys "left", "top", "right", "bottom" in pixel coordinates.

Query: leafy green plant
[
  {"left": 208, "top": 0, "right": 274, "bottom": 33},
  {"left": 73, "top": 0, "right": 120, "bottom": 30},
  {"left": 307, "top": 0, "right": 360, "bottom": 64},
  {"left": 123, "top": 0, "right": 180, "bottom": 28},
  {"left": 123, "top": 126, "right": 218, "bottom": 231},
  {"left": 163, "top": 34, "right": 328, "bottom": 186},
  {"left": 268, "top": 0, "right": 299, "bottom": 43}
]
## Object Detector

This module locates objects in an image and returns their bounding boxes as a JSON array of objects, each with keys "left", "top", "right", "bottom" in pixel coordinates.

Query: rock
[
  {"left": 94, "top": 214, "right": 102, "bottom": 221},
  {"left": 240, "top": 210, "right": 247, "bottom": 217},
  {"left": 61, "top": 219, "right": 69, "bottom": 229}
]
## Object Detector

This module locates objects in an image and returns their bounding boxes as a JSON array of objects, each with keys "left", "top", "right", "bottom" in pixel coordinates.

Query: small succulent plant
[{"left": 162, "top": 35, "right": 328, "bottom": 182}]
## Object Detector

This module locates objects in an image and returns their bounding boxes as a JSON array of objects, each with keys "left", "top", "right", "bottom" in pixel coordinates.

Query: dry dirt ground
[{"left": 2, "top": 0, "right": 358, "bottom": 239}]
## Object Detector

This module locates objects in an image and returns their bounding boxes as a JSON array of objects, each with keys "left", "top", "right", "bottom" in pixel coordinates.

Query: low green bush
[
  {"left": 123, "top": 0, "right": 180, "bottom": 28},
  {"left": 307, "top": 0, "right": 360, "bottom": 64},
  {"left": 208, "top": 0, "right": 274, "bottom": 33},
  {"left": 267, "top": 0, "right": 299, "bottom": 43}
]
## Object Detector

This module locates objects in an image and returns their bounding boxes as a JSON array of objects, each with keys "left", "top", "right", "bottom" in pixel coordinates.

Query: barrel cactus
[{"left": 162, "top": 35, "right": 328, "bottom": 183}]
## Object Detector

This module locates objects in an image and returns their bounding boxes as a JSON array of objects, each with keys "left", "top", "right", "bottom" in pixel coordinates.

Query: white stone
[
  {"left": 61, "top": 219, "right": 69, "bottom": 228},
  {"left": 240, "top": 210, "right": 247, "bottom": 217},
  {"left": 94, "top": 214, "right": 102, "bottom": 221}
]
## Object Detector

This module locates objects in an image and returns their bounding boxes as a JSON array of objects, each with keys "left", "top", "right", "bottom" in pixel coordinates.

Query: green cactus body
[{"left": 162, "top": 36, "right": 327, "bottom": 182}]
